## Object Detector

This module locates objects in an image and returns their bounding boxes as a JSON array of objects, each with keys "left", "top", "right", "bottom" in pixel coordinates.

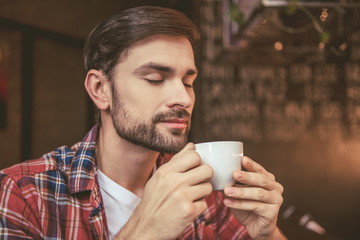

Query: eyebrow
[{"left": 133, "top": 62, "right": 198, "bottom": 76}]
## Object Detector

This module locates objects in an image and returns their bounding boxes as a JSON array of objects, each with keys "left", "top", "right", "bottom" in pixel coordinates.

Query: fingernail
[{"left": 236, "top": 171, "right": 243, "bottom": 179}]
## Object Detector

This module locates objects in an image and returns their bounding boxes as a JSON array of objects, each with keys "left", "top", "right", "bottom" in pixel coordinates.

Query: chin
[{"left": 160, "top": 137, "right": 188, "bottom": 154}]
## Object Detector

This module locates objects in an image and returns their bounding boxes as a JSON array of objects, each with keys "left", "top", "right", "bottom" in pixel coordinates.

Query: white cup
[{"left": 195, "top": 141, "right": 243, "bottom": 190}]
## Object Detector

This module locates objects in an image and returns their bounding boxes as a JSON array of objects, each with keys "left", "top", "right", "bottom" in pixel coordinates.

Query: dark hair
[{"left": 83, "top": 6, "right": 200, "bottom": 124}]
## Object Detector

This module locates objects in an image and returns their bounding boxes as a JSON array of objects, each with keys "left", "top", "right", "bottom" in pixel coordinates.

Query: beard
[{"left": 110, "top": 89, "right": 191, "bottom": 154}]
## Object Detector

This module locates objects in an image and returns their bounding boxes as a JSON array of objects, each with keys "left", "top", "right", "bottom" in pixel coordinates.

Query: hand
[
  {"left": 223, "top": 156, "right": 285, "bottom": 240},
  {"left": 115, "top": 143, "right": 213, "bottom": 240}
]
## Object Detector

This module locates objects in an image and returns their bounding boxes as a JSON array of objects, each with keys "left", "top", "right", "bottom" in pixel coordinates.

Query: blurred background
[{"left": 0, "top": 0, "right": 359, "bottom": 239}]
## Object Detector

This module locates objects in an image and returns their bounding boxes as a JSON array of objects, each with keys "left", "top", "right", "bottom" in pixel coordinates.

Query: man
[{"left": 0, "top": 6, "right": 285, "bottom": 239}]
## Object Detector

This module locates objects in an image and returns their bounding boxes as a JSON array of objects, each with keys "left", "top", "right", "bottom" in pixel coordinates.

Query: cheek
[{"left": 125, "top": 90, "right": 160, "bottom": 118}]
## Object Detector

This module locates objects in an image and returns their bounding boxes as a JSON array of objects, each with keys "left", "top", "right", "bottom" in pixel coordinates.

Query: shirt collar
[
  {"left": 68, "top": 124, "right": 99, "bottom": 194},
  {"left": 68, "top": 125, "right": 174, "bottom": 195}
]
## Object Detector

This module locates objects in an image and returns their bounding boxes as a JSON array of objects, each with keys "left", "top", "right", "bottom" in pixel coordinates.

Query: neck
[{"left": 96, "top": 124, "right": 159, "bottom": 197}]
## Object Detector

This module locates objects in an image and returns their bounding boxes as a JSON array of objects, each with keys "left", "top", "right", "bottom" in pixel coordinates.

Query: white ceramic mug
[{"left": 195, "top": 141, "right": 243, "bottom": 190}]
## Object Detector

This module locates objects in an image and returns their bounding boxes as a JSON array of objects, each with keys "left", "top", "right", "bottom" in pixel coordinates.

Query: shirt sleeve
[{"left": 0, "top": 173, "right": 43, "bottom": 239}]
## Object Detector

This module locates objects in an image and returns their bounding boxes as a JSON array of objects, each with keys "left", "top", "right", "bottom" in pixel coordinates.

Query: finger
[
  {"left": 167, "top": 143, "right": 201, "bottom": 172},
  {"left": 241, "top": 156, "right": 275, "bottom": 180},
  {"left": 176, "top": 142, "right": 195, "bottom": 156},
  {"left": 184, "top": 164, "right": 213, "bottom": 186},
  {"left": 223, "top": 199, "right": 280, "bottom": 219},
  {"left": 232, "top": 171, "right": 282, "bottom": 191},
  {"left": 224, "top": 186, "right": 283, "bottom": 204},
  {"left": 189, "top": 182, "right": 213, "bottom": 201},
  {"left": 175, "top": 150, "right": 202, "bottom": 173}
]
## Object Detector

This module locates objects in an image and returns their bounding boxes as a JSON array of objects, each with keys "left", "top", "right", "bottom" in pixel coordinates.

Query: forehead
[{"left": 123, "top": 34, "right": 196, "bottom": 68}]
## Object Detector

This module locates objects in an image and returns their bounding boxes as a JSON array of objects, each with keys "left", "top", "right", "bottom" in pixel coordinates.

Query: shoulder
[
  {"left": 1, "top": 144, "right": 80, "bottom": 182},
  {"left": 0, "top": 145, "right": 78, "bottom": 239},
  {"left": 0, "top": 146, "right": 74, "bottom": 176},
  {"left": 1, "top": 158, "right": 55, "bottom": 183},
  {"left": 0, "top": 143, "right": 83, "bottom": 220}
]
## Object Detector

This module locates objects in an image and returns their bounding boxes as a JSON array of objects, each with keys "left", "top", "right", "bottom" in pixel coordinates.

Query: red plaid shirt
[{"left": 0, "top": 126, "right": 250, "bottom": 239}]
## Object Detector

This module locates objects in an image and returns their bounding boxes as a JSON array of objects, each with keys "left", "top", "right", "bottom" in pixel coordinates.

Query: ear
[{"left": 84, "top": 70, "right": 112, "bottom": 111}]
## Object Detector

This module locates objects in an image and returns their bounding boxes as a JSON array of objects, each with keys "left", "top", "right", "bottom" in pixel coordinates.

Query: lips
[
  {"left": 164, "top": 118, "right": 188, "bottom": 123},
  {"left": 153, "top": 109, "right": 191, "bottom": 129},
  {"left": 159, "top": 118, "right": 189, "bottom": 129}
]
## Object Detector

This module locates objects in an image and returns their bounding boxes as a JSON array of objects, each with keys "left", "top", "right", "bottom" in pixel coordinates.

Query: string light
[
  {"left": 274, "top": 41, "right": 283, "bottom": 51},
  {"left": 320, "top": 8, "right": 328, "bottom": 22},
  {"left": 318, "top": 42, "right": 325, "bottom": 50},
  {"left": 339, "top": 42, "right": 348, "bottom": 51}
]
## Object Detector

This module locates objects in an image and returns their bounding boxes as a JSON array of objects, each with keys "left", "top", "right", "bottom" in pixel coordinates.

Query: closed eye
[
  {"left": 145, "top": 79, "right": 164, "bottom": 85},
  {"left": 183, "top": 76, "right": 196, "bottom": 89},
  {"left": 183, "top": 83, "right": 193, "bottom": 88}
]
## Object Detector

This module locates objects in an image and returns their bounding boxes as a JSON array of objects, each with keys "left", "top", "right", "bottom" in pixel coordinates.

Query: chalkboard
[{"left": 193, "top": 1, "right": 360, "bottom": 239}]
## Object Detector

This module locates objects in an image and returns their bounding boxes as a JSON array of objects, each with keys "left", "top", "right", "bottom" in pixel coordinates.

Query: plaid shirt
[{"left": 0, "top": 125, "right": 250, "bottom": 239}]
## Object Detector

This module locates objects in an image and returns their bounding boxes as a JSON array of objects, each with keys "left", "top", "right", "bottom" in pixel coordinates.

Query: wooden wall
[{"left": 191, "top": 1, "right": 360, "bottom": 239}]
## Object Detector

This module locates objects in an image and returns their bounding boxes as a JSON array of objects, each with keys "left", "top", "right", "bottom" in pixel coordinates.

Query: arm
[
  {"left": 223, "top": 156, "right": 287, "bottom": 240},
  {"left": 114, "top": 143, "right": 213, "bottom": 240}
]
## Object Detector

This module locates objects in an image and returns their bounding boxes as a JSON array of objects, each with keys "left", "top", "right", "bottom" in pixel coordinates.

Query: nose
[{"left": 166, "top": 80, "right": 194, "bottom": 109}]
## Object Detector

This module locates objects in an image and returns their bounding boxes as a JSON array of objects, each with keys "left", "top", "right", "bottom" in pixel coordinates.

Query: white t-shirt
[{"left": 97, "top": 170, "right": 141, "bottom": 239}]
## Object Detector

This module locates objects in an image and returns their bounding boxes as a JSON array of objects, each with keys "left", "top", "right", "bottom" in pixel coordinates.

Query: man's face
[{"left": 110, "top": 35, "right": 197, "bottom": 153}]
